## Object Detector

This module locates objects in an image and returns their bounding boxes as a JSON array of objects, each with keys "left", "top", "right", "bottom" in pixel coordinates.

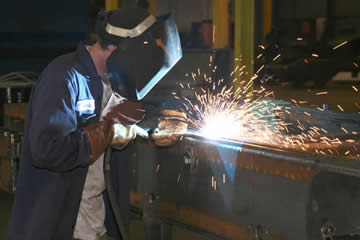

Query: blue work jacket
[{"left": 7, "top": 43, "right": 127, "bottom": 240}]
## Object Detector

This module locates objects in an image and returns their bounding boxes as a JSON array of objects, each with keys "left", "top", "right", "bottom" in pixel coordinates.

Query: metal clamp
[
  {"left": 321, "top": 220, "right": 336, "bottom": 240},
  {"left": 248, "top": 224, "right": 270, "bottom": 240},
  {"left": 184, "top": 144, "right": 198, "bottom": 169},
  {"left": 145, "top": 192, "right": 159, "bottom": 205}
]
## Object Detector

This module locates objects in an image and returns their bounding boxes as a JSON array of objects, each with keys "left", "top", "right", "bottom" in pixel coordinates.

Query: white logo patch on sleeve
[{"left": 76, "top": 99, "right": 95, "bottom": 114}]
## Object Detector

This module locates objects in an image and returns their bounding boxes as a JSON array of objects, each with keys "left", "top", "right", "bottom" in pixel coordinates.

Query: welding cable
[{"left": 104, "top": 146, "right": 128, "bottom": 240}]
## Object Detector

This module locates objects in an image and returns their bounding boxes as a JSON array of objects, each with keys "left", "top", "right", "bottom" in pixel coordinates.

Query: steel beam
[
  {"left": 263, "top": 0, "right": 272, "bottom": 41},
  {"left": 105, "top": 0, "right": 118, "bottom": 11},
  {"left": 148, "top": 0, "right": 157, "bottom": 16},
  {"left": 212, "top": 0, "right": 230, "bottom": 49},
  {"left": 234, "top": 0, "right": 255, "bottom": 94}
]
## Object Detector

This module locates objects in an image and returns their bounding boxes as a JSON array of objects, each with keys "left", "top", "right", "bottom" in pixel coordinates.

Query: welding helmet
[{"left": 96, "top": 8, "right": 182, "bottom": 100}]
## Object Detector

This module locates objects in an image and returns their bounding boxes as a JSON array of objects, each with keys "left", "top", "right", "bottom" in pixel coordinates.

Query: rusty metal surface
[
  {"left": 130, "top": 191, "right": 282, "bottom": 240},
  {"left": 181, "top": 134, "right": 360, "bottom": 178},
  {"left": 126, "top": 130, "right": 360, "bottom": 240},
  {"left": 129, "top": 135, "right": 360, "bottom": 240}
]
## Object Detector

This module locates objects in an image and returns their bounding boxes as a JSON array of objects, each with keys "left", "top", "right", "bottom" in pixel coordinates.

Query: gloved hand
[
  {"left": 102, "top": 92, "right": 145, "bottom": 125},
  {"left": 82, "top": 120, "right": 114, "bottom": 164},
  {"left": 111, "top": 124, "right": 149, "bottom": 150},
  {"left": 151, "top": 110, "right": 188, "bottom": 147}
]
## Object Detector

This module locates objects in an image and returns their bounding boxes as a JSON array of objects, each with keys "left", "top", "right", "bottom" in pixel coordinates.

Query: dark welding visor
[{"left": 105, "top": 11, "right": 182, "bottom": 100}]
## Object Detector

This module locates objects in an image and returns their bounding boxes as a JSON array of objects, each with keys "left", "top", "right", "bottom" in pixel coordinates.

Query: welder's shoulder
[
  {"left": 41, "top": 52, "right": 78, "bottom": 79},
  {"left": 35, "top": 52, "right": 80, "bottom": 91}
]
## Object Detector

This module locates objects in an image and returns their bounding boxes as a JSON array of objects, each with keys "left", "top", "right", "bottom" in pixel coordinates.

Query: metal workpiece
[
  {"left": 7, "top": 88, "right": 12, "bottom": 104},
  {"left": 127, "top": 134, "right": 360, "bottom": 240},
  {"left": 181, "top": 134, "right": 360, "bottom": 180},
  {"left": 248, "top": 224, "right": 271, "bottom": 240},
  {"left": 9, "top": 133, "right": 17, "bottom": 193},
  {"left": 183, "top": 143, "right": 199, "bottom": 169},
  {"left": 0, "top": 129, "right": 21, "bottom": 193},
  {"left": 321, "top": 220, "right": 336, "bottom": 240}
]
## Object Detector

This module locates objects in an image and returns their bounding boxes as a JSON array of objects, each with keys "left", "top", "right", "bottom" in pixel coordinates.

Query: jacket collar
[{"left": 75, "top": 41, "right": 102, "bottom": 81}]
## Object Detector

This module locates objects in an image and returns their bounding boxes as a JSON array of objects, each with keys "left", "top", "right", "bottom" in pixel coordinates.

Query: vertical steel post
[
  {"left": 263, "top": 0, "right": 272, "bottom": 41},
  {"left": 212, "top": 0, "right": 230, "bottom": 49},
  {"left": 105, "top": 0, "right": 119, "bottom": 11},
  {"left": 234, "top": 0, "right": 255, "bottom": 94},
  {"left": 148, "top": 0, "right": 157, "bottom": 16},
  {"left": 10, "top": 133, "right": 16, "bottom": 193}
]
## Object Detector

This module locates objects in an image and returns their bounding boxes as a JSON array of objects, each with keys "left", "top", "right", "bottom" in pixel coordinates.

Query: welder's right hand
[
  {"left": 102, "top": 92, "right": 145, "bottom": 125},
  {"left": 151, "top": 110, "right": 188, "bottom": 147},
  {"left": 82, "top": 120, "right": 114, "bottom": 165}
]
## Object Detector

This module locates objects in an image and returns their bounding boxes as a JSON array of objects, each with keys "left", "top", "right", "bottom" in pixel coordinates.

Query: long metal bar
[
  {"left": 127, "top": 125, "right": 360, "bottom": 240},
  {"left": 183, "top": 133, "right": 360, "bottom": 178}
]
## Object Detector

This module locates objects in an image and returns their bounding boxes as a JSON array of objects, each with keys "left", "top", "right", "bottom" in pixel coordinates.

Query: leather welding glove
[
  {"left": 111, "top": 124, "right": 148, "bottom": 150},
  {"left": 82, "top": 120, "right": 114, "bottom": 164},
  {"left": 151, "top": 110, "right": 188, "bottom": 147},
  {"left": 102, "top": 92, "right": 145, "bottom": 125}
]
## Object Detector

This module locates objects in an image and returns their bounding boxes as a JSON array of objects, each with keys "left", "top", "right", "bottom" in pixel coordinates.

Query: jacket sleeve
[{"left": 29, "top": 67, "right": 91, "bottom": 172}]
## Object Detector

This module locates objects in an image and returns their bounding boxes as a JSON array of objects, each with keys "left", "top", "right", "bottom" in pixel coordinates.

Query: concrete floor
[{"left": 0, "top": 190, "right": 14, "bottom": 240}]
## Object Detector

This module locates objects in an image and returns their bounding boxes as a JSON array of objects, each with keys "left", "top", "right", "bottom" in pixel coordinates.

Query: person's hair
[
  {"left": 95, "top": 13, "right": 123, "bottom": 50},
  {"left": 137, "top": 0, "right": 149, "bottom": 10},
  {"left": 95, "top": 33, "right": 121, "bottom": 50}
]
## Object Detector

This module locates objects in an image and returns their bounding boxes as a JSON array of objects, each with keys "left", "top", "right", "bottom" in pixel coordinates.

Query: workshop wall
[
  {"left": 295, "top": 0, "right": 327, "bottom": 19},
  {"left": 335, "top": 0, "right": 360, "bottom": 39},
  {"left": 156, "top": 0, "right": 212, "bottom": 34},
  {"left": 337, "top": 0, "right": 360, "bottom": 17},
  {"left": 274, "top": 0, "right": 360, "bottom": 43},
  {"left": 0, "top": 0, "right": 88, "bottom": 33},
  {"left": 0, "top": 0, "right": 89, "bottom": 75}
]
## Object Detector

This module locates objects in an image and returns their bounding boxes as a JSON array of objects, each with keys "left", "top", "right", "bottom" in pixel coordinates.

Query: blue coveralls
[{"left": 7, "top": 43, "right": 128, "bottom": 240}]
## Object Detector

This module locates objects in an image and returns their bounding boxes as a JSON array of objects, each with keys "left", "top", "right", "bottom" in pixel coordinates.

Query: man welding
[{"left": 7, "top": 7, "right": 182, "bottom": 240}]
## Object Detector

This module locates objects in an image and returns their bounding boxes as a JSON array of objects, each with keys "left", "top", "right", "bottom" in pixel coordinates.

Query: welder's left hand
[
  {"left": 111, "top": 124, "right": 148, "bottom": 150},
  {"left": 151, "top": 109, "right": 188, "bottom": 147}
]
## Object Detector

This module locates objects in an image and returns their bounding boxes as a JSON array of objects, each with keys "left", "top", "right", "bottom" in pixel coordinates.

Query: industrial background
[{"left": 1, "top": 0, "right": 360, "bottom": 239}]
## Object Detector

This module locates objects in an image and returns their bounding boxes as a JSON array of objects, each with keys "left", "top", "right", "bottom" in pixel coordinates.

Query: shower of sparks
[
  {"left": 176, "top": 68, "right": 288, "bottom": 143},
  {"left": 173, "top": 60, "right": 360, "bottom": 158},
  {"left": 256, "top": 65, "right": 265, "bottom": 74},
  {"left": 356, "top": 103, "right": 360, "bottom": 110},
  {"left": 337, "top": 104, "right": 344, "bottom": 112},
  {"left": 315, "top": 91, "right": 328, "bottom": 95},
  {"left": 273, "top": 54, "right": 281, "bottom": 61},
  {"left": 333, "top": 41, "right": 348, "bottom": 50},
  {"left": 212, "top": 25, "right": 216, "bottom": 44},
  {"left": 156, "top": 164, "right": 160, "bottom": 173},
  {"left": 257, "top": 53, "right": 263, "bottom": 59}
]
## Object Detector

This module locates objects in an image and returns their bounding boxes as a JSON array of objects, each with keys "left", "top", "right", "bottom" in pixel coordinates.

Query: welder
[{"left": 7, "top": 7, "right": 182, "bottom": 240}]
